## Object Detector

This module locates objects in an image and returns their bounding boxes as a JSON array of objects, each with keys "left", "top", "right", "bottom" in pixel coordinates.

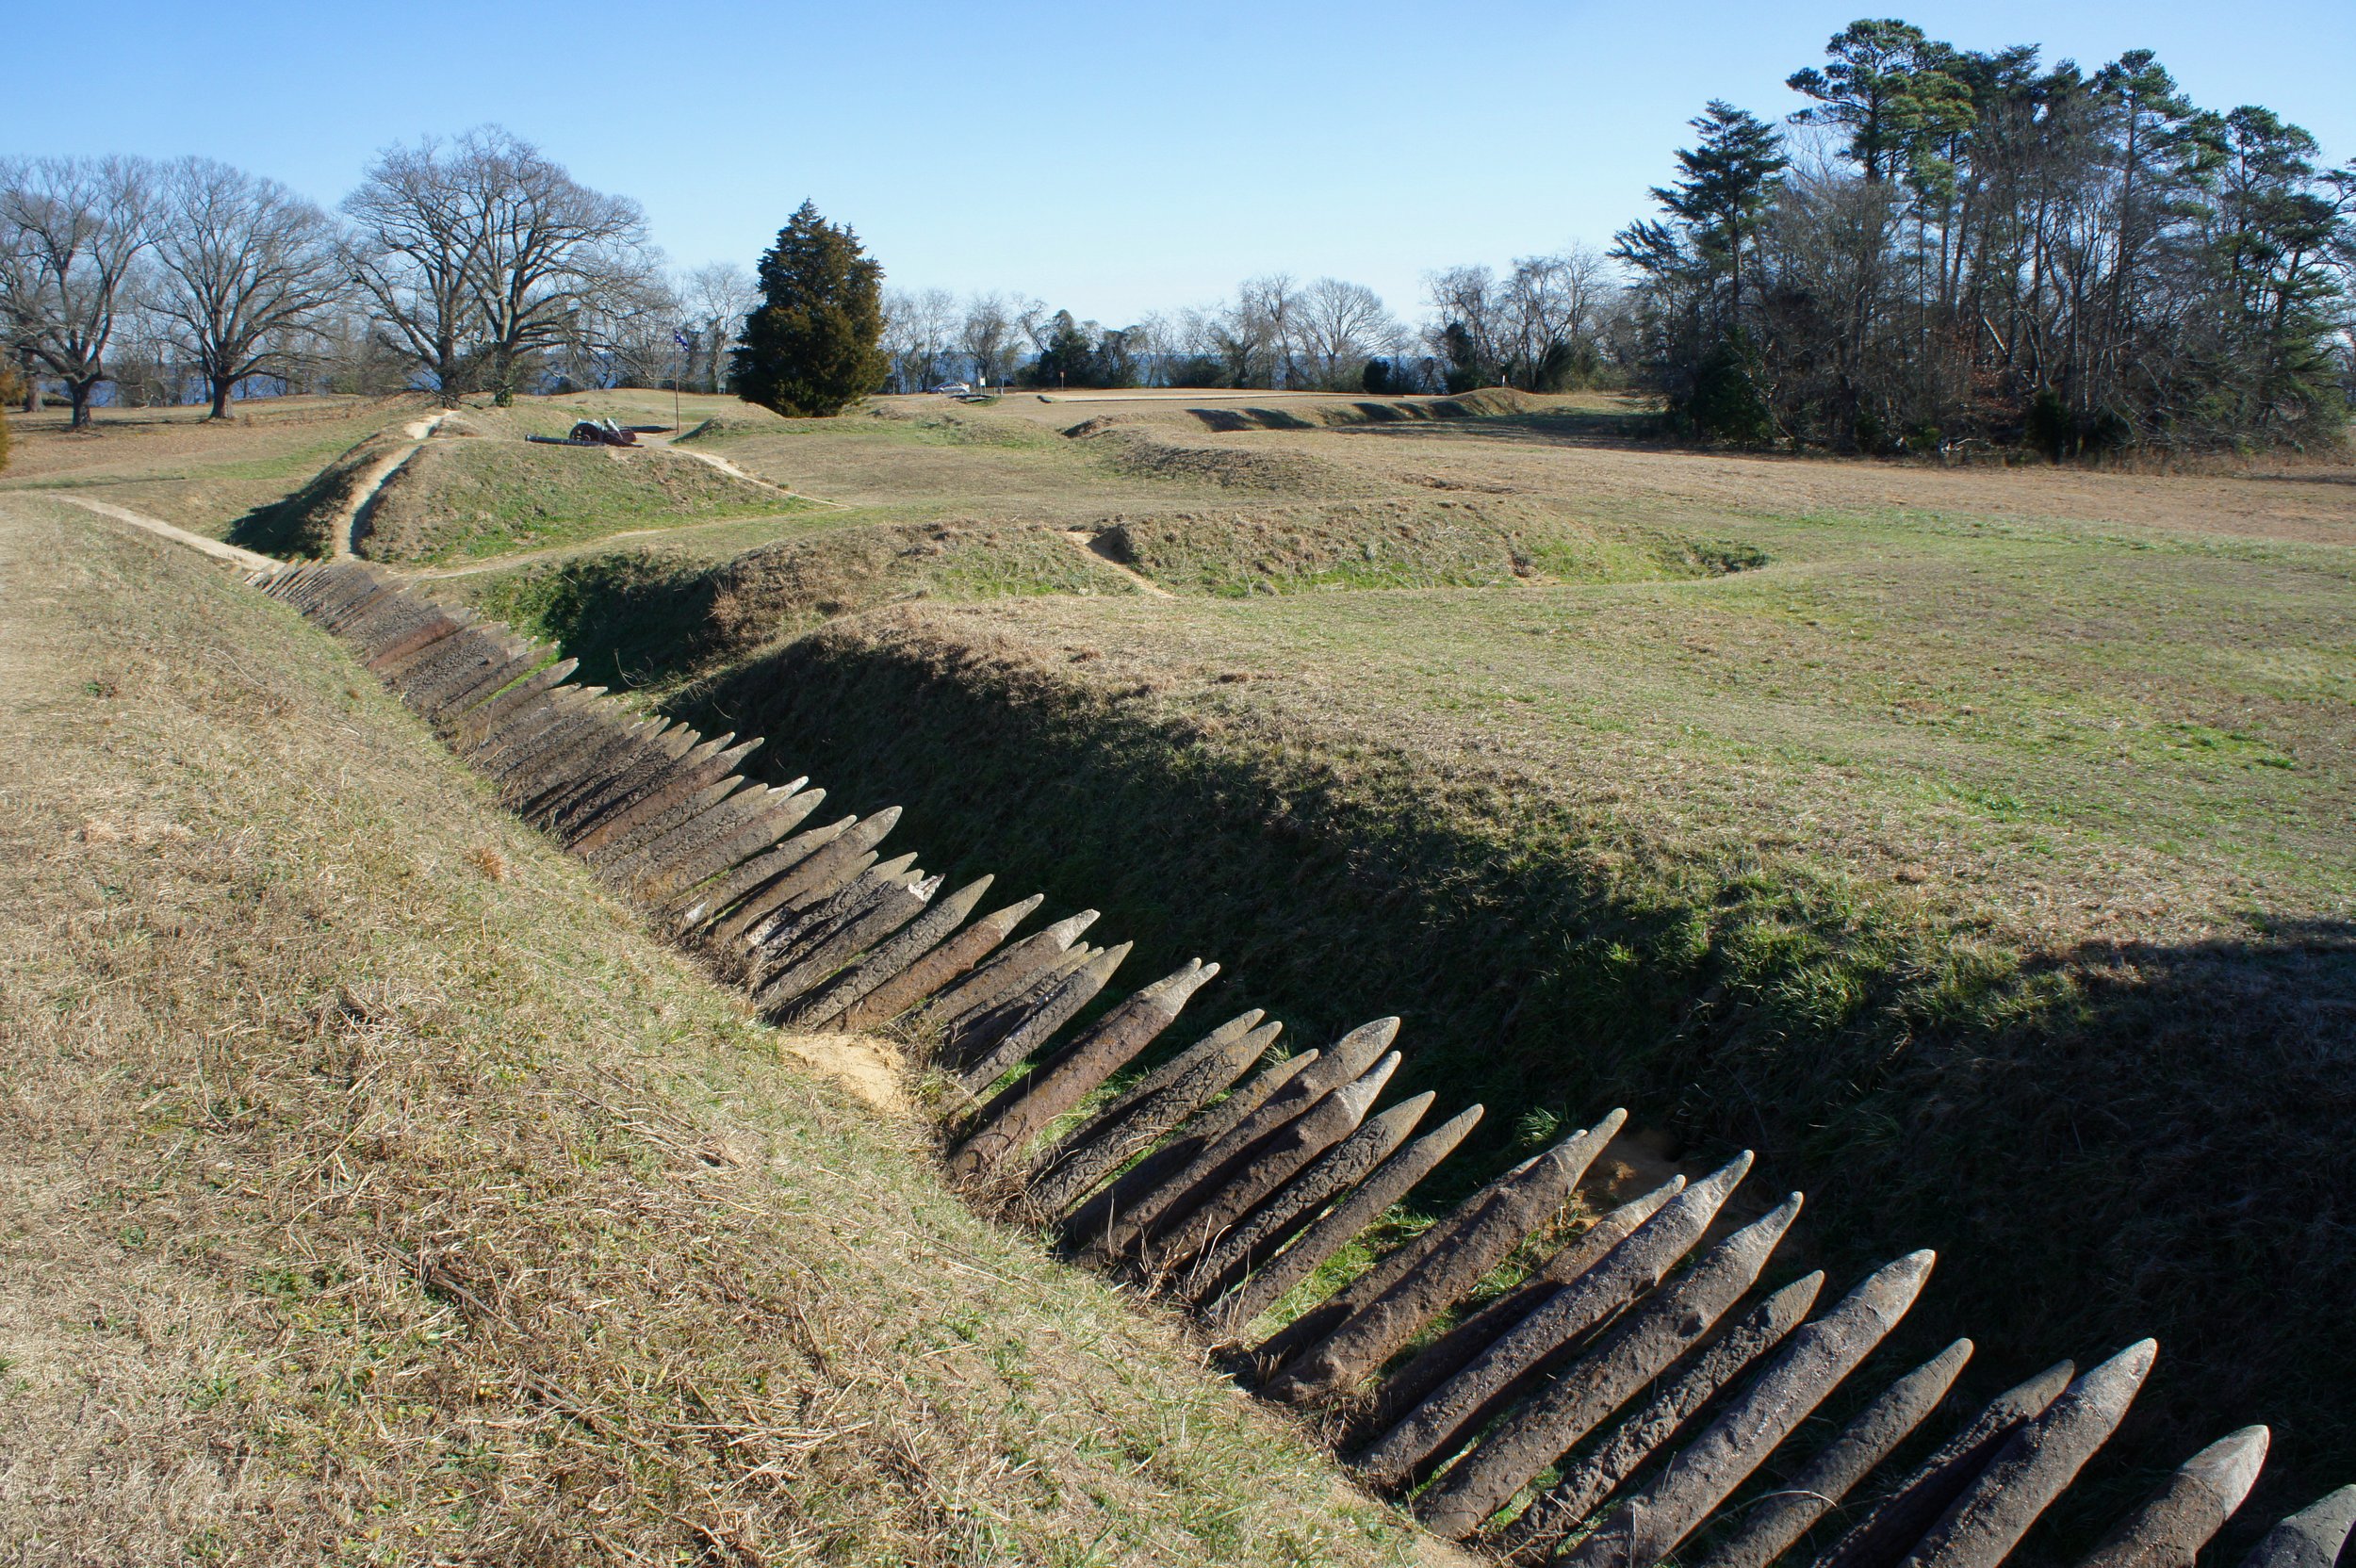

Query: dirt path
[
  {"left": 336, "top": 413, "right": 446, "bottom": 557},
  {"left": 49, "top": 495, "right": 279, "bottom": 571},
  {"left": 1062, "top": 529, "right": 1174, "bottom": 598},
  {"left": 639, "top": 427, "right": 809, "bottom": 495}
]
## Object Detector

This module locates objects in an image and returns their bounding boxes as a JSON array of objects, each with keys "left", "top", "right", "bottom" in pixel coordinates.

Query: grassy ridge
[
  {"left": 427, "top": 399, "right": 2354, "bottom": 1536},
  {"left": 0, "top": 496, "right": 1431, "bottom": 1567},
  {"left": 467, "top": 517, "right": 1140, "bottom": 691},
  {"left": 227, "top": 431, "right": 407, "bottom": 556},
  {"left": 1092, "top": 497, "right": 1763, "bottom": 596},
  {"left": 227, "top": 424, "right": 808, "bottom": 564},
  {"left": 0, "top": 397, "right": 425, "bottom": 543},
  {"left": 673, "top": 602, "right": 2356, "bottom": 1536},
  {"left": 105, "top": 382, "right": 2348, "bottom": 1550},
  {"left": 360, "top": 439, "right": 799, "bottom": 564}
]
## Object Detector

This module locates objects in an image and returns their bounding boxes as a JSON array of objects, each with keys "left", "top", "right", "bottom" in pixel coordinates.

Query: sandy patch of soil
[{"left": 777, "top": 1030, "right": 912, "bottom": 1115}]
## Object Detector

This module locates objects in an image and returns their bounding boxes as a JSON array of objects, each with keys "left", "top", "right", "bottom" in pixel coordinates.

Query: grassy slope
[
  {"left": 0, "top": 496, "right": 1433, "bottom": 1568},
  {"left": 665, "top": 497, "right": 2356, "bottom": 1524},
  {"left": 228, "top": 430, "right": 410, "bottom": 557},
  {"left": 60, "top": 390, "right": 2348, "bottom": 1534},
  {"left": 1091, "top": 497, "right": 1759, "bottom": 596},
  {"left": 357, "top": 439, "right": 800, "bottom": 564},
  {"left": 466, "top": 517, "right": 1140, "bottom": 694},
  {"left": 228, "top": 425, "right": 808, "bottom": 565},
  {"left": 0, "top": 398, "right": 427, "bottom": 540},
  {"left": 437, "top": 401, "right": 1754, "bottom": 690}
]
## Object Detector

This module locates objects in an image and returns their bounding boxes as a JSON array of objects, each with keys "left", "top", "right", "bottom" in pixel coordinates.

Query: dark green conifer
[
  {"left": 1651, "top": 100, "right": 1789, "bottom": 323},
  {"left": 729, "top": 201, "right": 888, "bottom": 416}
]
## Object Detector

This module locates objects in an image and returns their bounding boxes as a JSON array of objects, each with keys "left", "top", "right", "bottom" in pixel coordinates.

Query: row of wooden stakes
[{"left": 254, "top": 558, "right": 2354, "bottom": 1568}]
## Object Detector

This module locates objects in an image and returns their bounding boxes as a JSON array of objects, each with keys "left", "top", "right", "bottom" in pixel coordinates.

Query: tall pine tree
[
  {"left": 1613, "top": 101, "right": 1787, "bottom": 442},
  {"left": 1787, "top": 19, "right": 1974, "bottom": 187},
  {"left": 730, "top": 201, "right": 888, "bottom": 416},
  {"left": 1654, "top": 100, "right": 1789, "bottom": 325}
]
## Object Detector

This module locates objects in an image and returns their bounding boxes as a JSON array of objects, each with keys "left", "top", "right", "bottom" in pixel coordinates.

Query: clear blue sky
[{"left": 23, "top": 1, "right": 2354, "bottom": 324}]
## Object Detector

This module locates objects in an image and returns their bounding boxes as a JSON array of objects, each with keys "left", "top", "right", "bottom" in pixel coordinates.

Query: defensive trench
[{"left": 228, "top": 549, "right": 2354, "bottom": 1568}]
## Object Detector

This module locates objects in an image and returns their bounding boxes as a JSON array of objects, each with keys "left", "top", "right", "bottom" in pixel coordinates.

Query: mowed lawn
[
  {"left": 924, "top": 502, "right": 2355, "bottom": 952},
  {"left": 692, "top": 442, "right": 2354, "bottom": 1503},
  {"left": 0, "top": 395, "right": 427, "bottom": 537},
  {"left": 9, "top": 383, "right": 2354, "bottom": 1506}
]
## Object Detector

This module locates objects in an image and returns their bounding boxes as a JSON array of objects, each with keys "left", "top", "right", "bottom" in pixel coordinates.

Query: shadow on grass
[
  {"left": 226, "top": 491, "right": 327, "bottom": 558},
  {"left": 1186, "top": 400, "right": 1662, "bottom": 447},
  {"left": 1338, "top": 406, "right": 1668, "bottom": 449},
  {"left": 669, "top": 629, "right": 2356, "bottom": 1550},
  {"left": 1189, "top": 407, "right": 1323, "bottom": 433},
  {"left": 470, "top": 553, "right": 725, "bottom": 691}
]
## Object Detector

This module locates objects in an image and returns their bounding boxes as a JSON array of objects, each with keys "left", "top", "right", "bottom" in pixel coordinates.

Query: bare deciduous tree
[
  {"left": 101, "top": 292, "right": 181, "bottom": 407},
  {"left": 1423, "top": 264, "right": 1507, "bottom": 386},
  {"left": 682, "top": 261, "right": 759, "bottom": 391},
  {"left": 343, "top": 139, "right": 481, "bottom": 400},
  {"left": 1127, "top": 309, "right": 1180, "bottom": 386},
  {"left": 879, "top": 288, "right": 917, "bottom": 391},
  {"left": 877, "top": 286, "right": 961, "bottom": 391},
  {"left": 959, "top": 290, "right": 1015, "bottom": 387},
  {"left": 1204, "top": 273, "right": 1300, "bottom": 387},
  {"left": 908, "top": 287, "right": 957, "bottom": 388},
  {"left": 1296, "top": 277, "right": 1403, "bottom": 389},
  {"left": 553, "top": 269, "right": 679, "bottom": 390},
  {"left": 344, "top": 127, "right": 658, "bottom": 404},
  {"left": 1425, "top": 251, "right": 1620, "bottom": 391},
  {"left": 0, "top": 155, "right": 159, "bottom": 426},
  {"left": 311, "top": 305, "right": 408, "bottom": 396},
  {"left": 1505, "top": 247, "right": 1615, "bottom": 384},
  {"left": 1014, "top": 296, "right": 1056, "bottom": 357},
  {"left": 455, "top": 130, "right": 658, "bottom": 403},
  {"left": 151, "top": 157, "right": 345, "bottom": 418}
]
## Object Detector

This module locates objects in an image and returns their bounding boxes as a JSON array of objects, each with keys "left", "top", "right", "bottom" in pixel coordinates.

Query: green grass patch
[
  {"left": 356, "top": 439, "right": 802, "bottom": 564},
  {"left": 662, "top": 492, "right": 2356, "bottom": 1525},
  {"left": 460, "top": 517, "right": 1139, "bottom": 693}
]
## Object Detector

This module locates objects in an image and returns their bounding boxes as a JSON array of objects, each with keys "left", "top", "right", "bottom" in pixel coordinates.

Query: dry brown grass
[
  {"left": 0, "top": 493, "right": 1444, "bottom": 1567},
  {"left": 653, "top": 388, "right": 2353, "bottom": 1512},
  {"left": 0, "top": 396, "right": 432, "bottom": 538},
  {"left": 1062, "top": 423, "right": 1374, "bottom": 498},
  {"left": 1286, "top": 416, "right": 2356, "bottom": 548},
  {"left": 22, "top": 384, "right": 2352, "bottom": 1531}
]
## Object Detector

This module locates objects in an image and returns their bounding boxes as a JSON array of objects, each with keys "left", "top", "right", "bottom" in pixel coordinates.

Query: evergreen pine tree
[
  {"left": 1024, "top": 311, "right": 1094, "bottom": 388},
  {"left": 1651, "top": 100, "right": 1789, "bottom": 326},
  {"left": 1787, "top": 20, "right": 1973, "bottom": 186},
  {"left": 729, "top": 201, "right": 888, "bottom": 416}
]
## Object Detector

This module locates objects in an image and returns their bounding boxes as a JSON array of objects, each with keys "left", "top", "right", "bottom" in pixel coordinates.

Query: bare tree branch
[
  {"left": 151, "top": 157, "right": 346, "bottom": 417},
  {"left": 0, "top": 155, "right": 159, "bottom": 426}
]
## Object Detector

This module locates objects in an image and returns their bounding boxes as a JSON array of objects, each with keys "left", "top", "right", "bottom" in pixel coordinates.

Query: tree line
[
  {"left": 874, "top": 253, "right": 1625, "bottom": 399},
  {"left": 1612, "top": 21, "right": 2356, "bottom": 452},
  {"left": 12, "top": 22, "right": 2350, "bottom": 456},
  {"left": 0, "top": 128, "right": 753, "bottom": 427},
  {"left": 871, "top": 20, "right": 2352, "bottom": 453}
]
